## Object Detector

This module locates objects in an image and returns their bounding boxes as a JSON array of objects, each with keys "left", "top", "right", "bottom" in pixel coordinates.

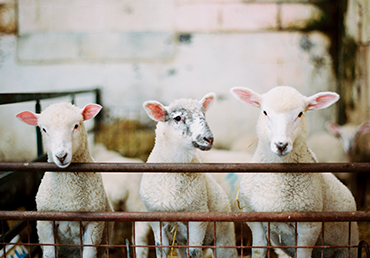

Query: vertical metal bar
[
  {"left": 187, "top": 222, "right": 189, "bottom": 258},
  {"left": 213, "top": 221, "right": 217, "bottom": 258},
  {"left": 71, "top": 94, "right": 75, "bottom": 105},
  {"left": 80, "top": 221, "right": 83, "bottom": 258},
  {"left": 321, "top": 222, "right": 324, "bottom": 258},
  {"left": 267, "top": 222, "right": 271, "bottom": 258},
  {"left": 1, "top": 220, "right": 5, "bottom": 258},
  {"left": 27, "top": 221, "right": 31, "bottom": 256},
  {"left": 160, "top": 221, "right": 163, "bottom": 258},
  {"left": 294, "top": 222, "right": 298, "bottom": 258},
  {"left": 106, "top": 221, "right": 109, "bottom": 258},
  {"left": 132, "top": 222, "right": 136, "bottom": 258},
  {"left": 53, "top": 221, "right": 57, "bottom": 258},
  {"left": 348, "top": 221, "right": 351, "bottom": 258},
  {"left": 94, "top": 88, "right": 103, "bottom": 135},
  {"left": 35, "top": 100, "right": 43, "bottom": 157},
  {"left": 240, "top": 222, "right": 244, "bottom": 258}
]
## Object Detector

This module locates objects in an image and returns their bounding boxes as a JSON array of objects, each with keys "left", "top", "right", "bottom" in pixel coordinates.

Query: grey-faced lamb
[
  {"left": 230, "top": 86, "right": 358, "bottom": 258},
  {"left": 16, "top": 102, "right": 113, "bottom": 258},
  {"left": 139, "top": 93, "right": 238, "bottom": 258}
]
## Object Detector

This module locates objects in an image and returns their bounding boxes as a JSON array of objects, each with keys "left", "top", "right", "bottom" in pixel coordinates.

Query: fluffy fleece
[
  {"left": 92, "top": 143, "right": 151, "bottom": 258},
  {"left": 230, "top": 86, "right": 358, "bottom": 258},
  {"left": 140, "top": 93, "right": 238, "bottom": 258},
  {"left": 17, "top": 102, "right": 113, "bottom": 258}
]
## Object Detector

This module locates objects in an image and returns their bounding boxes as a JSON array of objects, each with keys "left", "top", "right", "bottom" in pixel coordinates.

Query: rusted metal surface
[
  {"left": 0, "top": 89, "right": 100, "bottom": 105},
  {"left": 1, "top": 210, "right": 369, "bottom": 222},
  {"left": 1, "top": 162, "right": 370, "bottom": 173},
  {"left": 1, "top": 162, "right": 369, "bottom": 257}
]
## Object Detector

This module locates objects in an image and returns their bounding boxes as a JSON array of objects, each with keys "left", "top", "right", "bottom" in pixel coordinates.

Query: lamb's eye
[
  {"left": 174, "top": 116, "right": 182, "bottom": 122},
  {"left": 263, "top": 111, "right": 268, "bottom": 116},
  {"left": 298, "top": 112, "right": 303, "bottom": 118}
]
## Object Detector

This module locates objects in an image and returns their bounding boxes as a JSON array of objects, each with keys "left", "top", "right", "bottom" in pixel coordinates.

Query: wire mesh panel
[
  {"left": 1, "top": 162, "right": 370, "bottom": 258},
  {"left": 1, "top": 211, "right": 369, "bottom": 258}
]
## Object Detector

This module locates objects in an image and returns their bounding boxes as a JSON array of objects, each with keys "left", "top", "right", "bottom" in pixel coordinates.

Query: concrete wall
[
  {"left": 0, "top": 0, "right": 340, "bottom": 161},
  {"left": 339, "top": 0, "right": 370, "bottom": 125}
]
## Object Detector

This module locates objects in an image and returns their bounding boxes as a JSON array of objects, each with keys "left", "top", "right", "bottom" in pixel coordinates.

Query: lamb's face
[
  {"left": 259, "top": 88, "right": 308, "bottom": 157},
  {"left": 38, "top": 103, "right": 85, "bottom": 168},
  {"left": 231, "top": 86, "right": 339, "bottom": 158},
  {"left": 143, "top": 93, "right": 215, "bottom": 152},
  {"left": 16, "top": 102, "right": 102, "bottom": 168},
  {"left": 167, "top": 100, "right": 214, "bottom": 151}
]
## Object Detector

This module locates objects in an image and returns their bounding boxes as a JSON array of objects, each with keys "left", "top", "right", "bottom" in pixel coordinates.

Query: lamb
[
  {"left": 92, "top": 143, "right": 151, "bottom": 258},
  {"left": 326, "top": 121, "right": 370, "bottom": 208},
  {"left": 230, "top": 86, "right": 359, "bottom": 258},
  {"left": 139, "top": 93, "right": 238, "bottom": 258},
  {"left": 16, "top": 102, "right": 113, "bottom": 258}
]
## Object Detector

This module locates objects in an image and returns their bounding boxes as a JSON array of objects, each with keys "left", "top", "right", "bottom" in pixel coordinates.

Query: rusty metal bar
[
  {"left": 0, "top": 88, "right": 101, "bottom": 105},
  {"left": 1, "top": 162, "right": 370, "bottom": 173},
  {"left": 1, "top": 211, "right": 369, "bottom": 222}
]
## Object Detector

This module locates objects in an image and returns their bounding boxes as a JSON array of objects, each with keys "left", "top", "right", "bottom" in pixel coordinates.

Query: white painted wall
[{"left": 0, "top": 0, "right": 338, "bottom": 161}]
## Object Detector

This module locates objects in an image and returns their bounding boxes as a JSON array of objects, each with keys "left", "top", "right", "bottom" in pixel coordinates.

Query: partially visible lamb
[
  {"left": 326, "top": 121, "right": 370, "bottom": 208},
  {"left": 307, "top": 130, "right": 350, "bottom": 184},
  {"left": 230, "top": 86, "right": 358, "bottom": 258},
  {"left": 197, "top": 149, "right": 250, "bottom": 211},
  {"left": 140, "top": 93, "right": 238, "bottom": 258},
  {"left": 16, "top": 102, "right": 113, "bottom": 258},
  {"left": 91, "top": 143, "right": 151, "bottom": 258}
]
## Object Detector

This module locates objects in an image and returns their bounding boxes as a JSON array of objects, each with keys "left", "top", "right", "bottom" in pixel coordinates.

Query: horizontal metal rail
[
  {"left": 0, "top": 211, "right": 368, "bottom": 222},
  {"left": 0, "top": 162, "right": 370, "bottom": 173},
  {"left": 0, "top": 88, "right": 100, "bottom": 105}
]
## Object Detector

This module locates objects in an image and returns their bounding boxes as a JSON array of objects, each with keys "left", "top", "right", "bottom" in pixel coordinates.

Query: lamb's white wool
[
  {"left": 16, "top": 102, "right": 113, "bottom": 258},
  {"left": 197, "top": 149, "right": 249, "bottom": 211},
  {"left": 230, "top": 86, "right": 358, "bottom": 258},
  {"left": 92, "top": 143, "right": 151, "bottom": 258},
  {"left": 140, "top": 93, "right": 238, "bottom": 258}
]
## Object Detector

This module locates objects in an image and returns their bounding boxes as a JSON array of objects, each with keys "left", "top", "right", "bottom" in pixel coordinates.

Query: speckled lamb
[{"left": 140, "top": 93, "right": 238, "bottom": 258}]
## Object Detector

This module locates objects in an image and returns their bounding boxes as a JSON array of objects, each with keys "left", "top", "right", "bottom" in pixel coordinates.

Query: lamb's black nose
[
  {"left": 204, "top": 137, "right": 214, "bottom": 145},
  {"left": 56, "top": 153, "right": 68, "bottom": 163},
  {"left": 276, "top": 142, "right": 288, "bottom": 153}
]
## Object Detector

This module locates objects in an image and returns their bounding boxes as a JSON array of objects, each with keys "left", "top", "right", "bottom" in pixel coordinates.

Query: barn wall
[{"left": 0, "top": 0, "right": 347, "bottom": 160}]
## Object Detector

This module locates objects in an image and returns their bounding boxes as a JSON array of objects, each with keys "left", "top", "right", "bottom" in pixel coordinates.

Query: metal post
[{"left": 35, "top": 100, "right": 43, "bottom": 157}]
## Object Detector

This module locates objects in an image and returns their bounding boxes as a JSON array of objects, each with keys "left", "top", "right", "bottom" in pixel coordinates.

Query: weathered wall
[
  {"left": 339, "top": 0, "right": 370, "bottom": 125},
  {"left": 0, "top": 0, "right": 341, "bottom": 161}
]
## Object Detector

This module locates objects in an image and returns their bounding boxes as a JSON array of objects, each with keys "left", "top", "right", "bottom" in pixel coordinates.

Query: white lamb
[
  {"left": 139, "top": 93, "right": 238, "bottom": 258},
  {"left": 16, "top": 102, "right": 113, "bottom": 258},
  {"left": 230, "top": 86, "right": 359, "bottom": 258}
]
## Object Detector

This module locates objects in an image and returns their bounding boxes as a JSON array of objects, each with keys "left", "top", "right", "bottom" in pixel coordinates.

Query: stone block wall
[{"left": 0, "top": 0, "right": 342, "bottom": 160}]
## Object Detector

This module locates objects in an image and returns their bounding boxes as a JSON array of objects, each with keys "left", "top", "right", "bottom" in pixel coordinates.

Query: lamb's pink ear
[
  {"left": 143, "top": 101, "right": 168, "bottom": 122},
  {"left": 200, "top": 92, "right": 215, "bottom": 112},
  {"left": 325, "top": 122, "right": 341, "bottom": 136},
  {"left": 356, "top": 122, "right": 370, "bottom": 136},
  {"left": 16, "top": 111, "right": 39, "bottom": 126},
  {"left": 81, "top": 104, "right": 102, "bottom": 121},
  {"left": 230, "top": 87, "right": 262, "bottom": 108},
  {"left": 306, "top": 92, "right": 339, "bottom": 111}
]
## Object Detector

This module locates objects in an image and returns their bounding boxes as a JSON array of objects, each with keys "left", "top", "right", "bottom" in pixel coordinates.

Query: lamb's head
[
  {"left": 143, "top": 93, "right": 215, "bottom": 151},
  {"left": 16, "top": 102, "right": 102, "bottom": 168},
  {"left": 326, "top": 121, "right": 370, "bottom": 155},
  {"left": 231, "top": 86, "right": 339, "bottom": 157}
]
